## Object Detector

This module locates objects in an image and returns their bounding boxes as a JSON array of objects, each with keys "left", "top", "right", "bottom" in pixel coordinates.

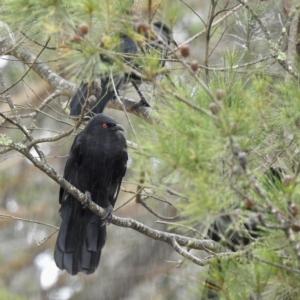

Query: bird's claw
[
  {"left": 101, "top": 205, "right": 113, "bottom": 226},
  {"left": 82, "top": 191, "right": 92, "bottom": 208},
  {"left": 83, "top": 192, "right": 112, "bottom": 225},
  {"left": 132, "top": 99, "right": 151, "bottom": 111}
]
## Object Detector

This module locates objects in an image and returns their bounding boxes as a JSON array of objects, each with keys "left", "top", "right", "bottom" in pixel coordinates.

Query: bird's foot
[
  {"left": 82, "top": 192, "right": 113, "bottom": 225},
  {"left": 100, "top": 205, "right": 113, "bottom": 226},
  {"left": 82, "top": 191, "right": 92, "bottom": 208},
  {"left": 132, "top": 99, "right": 151, "bottom": 111}
]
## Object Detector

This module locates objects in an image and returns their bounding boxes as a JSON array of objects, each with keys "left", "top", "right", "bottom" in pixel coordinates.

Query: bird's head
[
  {"left": 152, "top": 21, "right": 177, "bottom": 47},
  {"left": 84, "top": 113, "right": 125, "bottom": 134}
]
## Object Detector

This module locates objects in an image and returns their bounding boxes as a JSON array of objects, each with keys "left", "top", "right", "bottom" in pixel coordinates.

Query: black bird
[
  {"left": 204, "top": 166, "right": 285, "bottom": 299},
  {"left": 54, "top": 114, "right": 128, "bottom": 275},
  {"left": 70, "top": 22, "right": 175, "bottom": 117},
  {"left": 207, "top": 167, "right": 285, "bottom": 250},
  {"left": 130, "top": 21, "right": 175, "bottom": 107},
  {"left": 204, "top": 210, "right": 262, "bottom": 299}
]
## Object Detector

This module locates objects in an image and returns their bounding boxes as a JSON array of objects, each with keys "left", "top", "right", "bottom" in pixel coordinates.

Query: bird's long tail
[
  {"left": 54, "top": 200, "right": 106, "bottom": 275},
  {"left": 70, "top": 76, "right": 123, "bottom": 116}
]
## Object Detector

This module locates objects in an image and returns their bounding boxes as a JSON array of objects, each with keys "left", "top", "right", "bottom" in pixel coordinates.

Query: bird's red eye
[{"left": 102, "top": 123, "right": 107, "bottom": 129}]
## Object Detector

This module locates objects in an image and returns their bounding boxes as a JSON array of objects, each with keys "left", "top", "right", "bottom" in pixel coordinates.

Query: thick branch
[
  {"left": 9, "top": 46, "right": 77, "bottom": 96},
  {"left": 113, "top": 216, "right": 226, "bottom": 255},
  {"left": 286, "top": 8, "right": 300, "bottom": 81}
]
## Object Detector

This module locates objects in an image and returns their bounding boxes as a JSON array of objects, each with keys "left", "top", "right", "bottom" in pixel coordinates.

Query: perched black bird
[
  {"left": 69, "top": 34, "right": 137, "bottom": 117},
  {"left": 130, "top": 21, "right": 175, "bottom": 107},
  {"left": 204, "top": 166, "right": 285, "bottom": 299},
  {"left": 70, "top": 22, "right": 175, "bottom": 117},
  {"left": 207, "top": 211, "right": 260, "bottom": 251},
  {"left": 54, "top": 114, "right": 128, "bottom": 275},
  {"left": 204, "top": 210, "right": 262, "bottom": 299}
]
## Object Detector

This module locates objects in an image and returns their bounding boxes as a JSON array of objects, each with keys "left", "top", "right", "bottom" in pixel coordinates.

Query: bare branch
[
  {"left": 1, "top": 38, "right": 51, "bottom": 95},
  {"left": 178, "top": 3, "right": 246, "bottom": 48},
  {"left": 9, "top": 46, "right": 77, "bottom": 96},
  {"left": 156, "top": 220, "right": 203, "bottom": 236},
  {"left": 0, "top": 214, "right": 59, "bottom": 230},
  {"left": 253, "top": 255, "right": 300, "bottom": 275},
  {"left": 137, "top": 197, "right": 180, "bottom": 220},
  {"left": 168, "top": 237, "right": 206, "bottom": 266},
  {"left": 237, "top": 0, "right": 300, "bottom": 81}
]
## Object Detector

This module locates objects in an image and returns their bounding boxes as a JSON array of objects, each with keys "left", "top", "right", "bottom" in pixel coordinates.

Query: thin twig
[
  {"left": 178, "top": 3, "right": 246, "bottom": 48},
  {"left": 114, "top": 186, "right": 144, "bottom": 212},
  {"left": 138, "top": 198, "right": 180, "bottom": 220},
  {"left": 1, "top": 37, "right": 51, "bottom": 95},
  {"left": 253, "top": 255, "right": 300, "bottom": 275},
  {"left": 110, "top": 72, "right": 140, "bottom": 144},
  {"left": 0, "top": 214, "right": 59, "bottom": 230},
  {"left": 156, "top": 220, "right": 203, "bottom": 236},
  {"left": 237, "top": 0, "right": 300, "bottom": 81},
  {"left": 26, "top": 95, "right": 89, "bottom": 149}
]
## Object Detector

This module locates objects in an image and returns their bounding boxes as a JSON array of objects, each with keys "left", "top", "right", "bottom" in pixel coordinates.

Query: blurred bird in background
[{"left": 70, "top": 21, "right": 176, "bottom": 117}]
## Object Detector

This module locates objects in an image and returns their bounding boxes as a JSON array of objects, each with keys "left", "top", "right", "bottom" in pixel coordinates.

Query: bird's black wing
[
  {"left": 58, "top": 133, "right": 82, "bottom": 202},
  {"left": 108, "top": 149, "right": 128, "bottom": 208},
  {"left": 70, "top": 76, "right": 125, "bottom": 117}
]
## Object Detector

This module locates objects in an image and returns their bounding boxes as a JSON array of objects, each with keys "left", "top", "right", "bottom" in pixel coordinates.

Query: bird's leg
[
  {"left": 100, "top": 204, "right": 113, "bottom": 226},
  {"left": 131, "top": 81, "right": 151, "bottom": 108},
  {"left": 82, "top": 191, "right": 92, "bottom": 208},
  {"left": 112, "top": 89, "right": 121, "bottom": 100},
  {"left": 83, "top": 191, "right": 113, "bottom": 225}
]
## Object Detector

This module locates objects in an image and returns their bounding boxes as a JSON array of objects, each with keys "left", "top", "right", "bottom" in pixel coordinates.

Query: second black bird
[{"left": 70, "top": 22, "right": 175, "bottom": 117}]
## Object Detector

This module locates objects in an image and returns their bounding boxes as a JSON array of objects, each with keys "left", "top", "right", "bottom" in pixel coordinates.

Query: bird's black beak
[
  {"left": 172, "top": 38, "right": 178, "bottom": 47},
  {"left": 115, "top": 124, "right": 125, "bottom": 132}
]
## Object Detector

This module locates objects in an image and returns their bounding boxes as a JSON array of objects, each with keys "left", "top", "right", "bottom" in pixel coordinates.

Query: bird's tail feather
[
  {"left": 54, "top": 201, "right": 106, "bottom": 275},
  {"left": 70, "top": 76, "right": 124, "bottom": 116}
]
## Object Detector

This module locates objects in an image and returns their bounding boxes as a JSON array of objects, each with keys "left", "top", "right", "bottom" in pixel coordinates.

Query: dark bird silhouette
[
  {"left": 70, "top": 22, "right": 175, "bottom": 117},
  {"left": 204, "top": 210, "right": 263, "bottom": 299},
  {"left": 54, "top": 114, "right": 128, "bottom": 275},
  {"left": 204, "top": 167, "right": 285, "bottom": 299}
]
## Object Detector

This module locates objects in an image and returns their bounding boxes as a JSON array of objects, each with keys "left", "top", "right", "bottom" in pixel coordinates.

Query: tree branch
[
  {"left": 0, "top": 137, "right": 228, "bottom": 266},
  {"left": 178, "top": 3, "right": 247, "bottom": 48},
  {"left": 237, "top": 0, "right": 300, "bottom": 81},
  {"left": 0, "top": 24, "right": 154, "bottom": 123}
]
